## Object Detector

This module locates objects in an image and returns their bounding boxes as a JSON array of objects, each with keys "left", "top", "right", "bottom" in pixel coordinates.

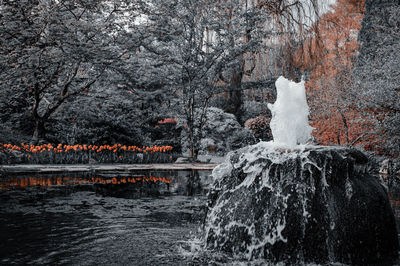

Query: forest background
[{"left": 0, "top": 0, "right": 399, "bottom": 160}]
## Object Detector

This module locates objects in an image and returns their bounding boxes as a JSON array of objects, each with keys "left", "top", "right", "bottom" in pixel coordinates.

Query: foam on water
[{"left": 205, "top": 141, "right": 321, "bottom": 260}]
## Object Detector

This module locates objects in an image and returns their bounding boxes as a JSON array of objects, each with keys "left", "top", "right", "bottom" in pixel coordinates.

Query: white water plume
[{"left": 268, "top": 76, "right": 313, "bottom": 147}]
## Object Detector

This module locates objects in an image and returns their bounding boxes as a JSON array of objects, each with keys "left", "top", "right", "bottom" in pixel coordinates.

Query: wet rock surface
[{"left": 205, "top": 142, "right": 399, "bottom": 264}]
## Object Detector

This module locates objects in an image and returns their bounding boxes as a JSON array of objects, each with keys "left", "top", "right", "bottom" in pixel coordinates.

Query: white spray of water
[{"left": 268, "top": 76, "right": 313, "bottom": 147}]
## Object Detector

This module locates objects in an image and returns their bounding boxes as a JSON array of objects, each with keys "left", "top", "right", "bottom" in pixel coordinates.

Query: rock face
[
  {"left": 205, "top": 142, "right": 399, "bottom": 264},
  {"left": 181, "top": 107, "right": 255, "bottom": 156}
]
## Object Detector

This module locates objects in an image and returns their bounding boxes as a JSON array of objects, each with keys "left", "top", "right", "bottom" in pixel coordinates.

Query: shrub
[
  {"left": 244, "top": 116, "right": 272, "bottom": 141},
  {"left": 0, "top": 143, "right": 177, "bottom": 164}
]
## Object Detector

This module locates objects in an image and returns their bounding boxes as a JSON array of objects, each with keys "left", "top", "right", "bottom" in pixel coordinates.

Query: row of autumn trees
[
  {"left": 298, "top": 0, "right": 400, "bottom": 156},
  {"left": 0, "top": 0, "right": 398, "bottom": 157},
  {"left": 297, "top": 0, "right": 366, "bottom": 147}
]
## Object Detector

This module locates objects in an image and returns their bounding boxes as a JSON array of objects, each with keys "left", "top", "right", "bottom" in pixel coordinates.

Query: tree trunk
[
  {"left": 189, "top": 146, "right": 198, "bottom": 161},
  {"left": 188, "top": 119, "right": 199, "bottom": 160},
  {"left": 339, "top": 110, "right": 350, "bottom": 144},
  {"left": 31, "top": 119, "right": 46, "bottom": 144},
  {"left": 224, "top": 62, "right": 244, "bottom": 124},
  {"left": 187, "top": 93, "right": 198, "bottom": 160},
  {"left": 188, "top": 127, "right": 195, "bottom": 159}
]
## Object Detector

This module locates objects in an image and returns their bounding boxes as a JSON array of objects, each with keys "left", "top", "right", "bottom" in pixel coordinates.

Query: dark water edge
[
  {"left": 0, "top": 172, "right": 399, "bottom": 265},
  {"left": 0, "top": 171, "right": 212, "bottom": 265}
]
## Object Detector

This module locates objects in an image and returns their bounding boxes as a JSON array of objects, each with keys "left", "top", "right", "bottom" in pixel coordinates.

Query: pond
[
  {"left": 1, "top": 171, "right": 399, "bottom": 265},
  {"left": 0, "top": 171, "right": 212, "bottom": 265}
]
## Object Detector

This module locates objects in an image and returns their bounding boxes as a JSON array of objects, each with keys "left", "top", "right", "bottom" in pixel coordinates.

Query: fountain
[
  {"left": 268, "top": 76, "right": 312, "bottom": 147},
  {"left": 204, "top": 77, "right": 399, "bottom": 264}
]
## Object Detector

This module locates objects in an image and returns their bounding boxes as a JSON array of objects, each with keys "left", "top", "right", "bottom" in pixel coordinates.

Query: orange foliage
[
  {"left": 298, "top": 0, "right": 365, "bottom": 81},
  {"left": 310, "top": 109, "right": 379, "bottom": 150},
  {"left": 295, "top": 0, "right": 367, "bottom": 146}
]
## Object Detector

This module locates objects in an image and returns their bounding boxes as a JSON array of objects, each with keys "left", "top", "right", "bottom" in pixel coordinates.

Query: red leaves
[{"left": 157, "top": 118, "right": 177, "bottom": 124}]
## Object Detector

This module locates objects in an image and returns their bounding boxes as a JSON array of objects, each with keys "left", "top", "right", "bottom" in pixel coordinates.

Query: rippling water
[
  {"left": 0, "top": 171, "right": 212, "bottom": 265},
  {"left": 1, "top": 172, "right": 399, "bottom": 265}
]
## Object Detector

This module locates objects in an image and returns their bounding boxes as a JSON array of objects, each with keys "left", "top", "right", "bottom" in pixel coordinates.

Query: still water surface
[
  {"left": 0, "top": 171, "right": 211, "bottom": 265},
  {"left": 1, "top": 172, "right": 400, "bottom": 265}
]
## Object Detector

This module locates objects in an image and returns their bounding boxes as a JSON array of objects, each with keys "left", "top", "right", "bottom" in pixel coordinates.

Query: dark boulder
[{"left": 205, "top": 142, "right": 399, "bottom": 264}]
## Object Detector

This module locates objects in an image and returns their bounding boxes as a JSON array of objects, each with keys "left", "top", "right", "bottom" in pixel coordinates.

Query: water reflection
[
  {"left": 0, "top": 171, "right": 212, "bottom": 265},
  {"left": 0, "top": 175, "right": 172, "bottom": 190}
]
